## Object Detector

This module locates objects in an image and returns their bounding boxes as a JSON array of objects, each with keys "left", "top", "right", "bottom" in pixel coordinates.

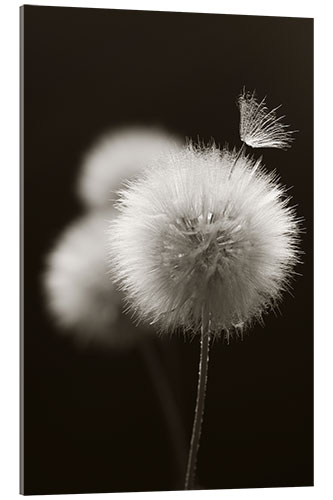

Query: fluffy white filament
[
  {"left": 238, "top": 89, "right": 295, "bottom": 149},
  {"left": 78, "top": 127, "right": 181, "bottom": 208},
  {"left": 108, "top": 144, "right": 300, "bottom": 339},
  {"left": 44, "top": 211, "right": 144, "bottom": 347}
]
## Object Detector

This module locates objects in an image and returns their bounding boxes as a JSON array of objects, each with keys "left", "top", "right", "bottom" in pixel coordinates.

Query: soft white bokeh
[
  {"left": 78, "top": 127, "right": 182, "bottom": 208},
  {"left": 44, "top": 210, "right": 144, "bottom": 348}
]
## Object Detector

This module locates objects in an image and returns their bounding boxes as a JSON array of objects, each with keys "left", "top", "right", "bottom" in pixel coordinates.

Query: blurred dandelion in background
[
  {"left": 43, "top": 126, "right": 188, "bottom": 487},
  {"left": 77, "top": 126, "right": 182, "bottom": 209},
  {"left": 43, "top": 210, "right": 140, "bottom": 348},
  {"left": 44, "top": 207, "right": 187, "bottom": 484},
  {"left": 44, "top": 126, "right": 183, "bottom": 346}
]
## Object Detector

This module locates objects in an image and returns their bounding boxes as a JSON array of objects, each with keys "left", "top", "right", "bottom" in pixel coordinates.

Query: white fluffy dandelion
[
  {"left": 108, "top": 141, "right": 301, "bottom": 489},
  {"left": 109, "top": 144, "right": 300, "bottom": 340},
  {"left": 238, "top": 89, "right": 295, "bottom": 149},
  {"left": 44, "top": 211, "right": 144, "bottom": 348},
  {"left": 78, "top": 127, "right": 182, "bottom": 208}
]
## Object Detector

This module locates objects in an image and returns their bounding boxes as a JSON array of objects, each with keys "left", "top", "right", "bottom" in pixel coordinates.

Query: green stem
[{"left": 184, "top": 309, "right": 211, "bottom": 490}]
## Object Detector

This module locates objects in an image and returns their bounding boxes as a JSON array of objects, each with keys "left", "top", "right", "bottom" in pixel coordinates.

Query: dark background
[{"left": 22, "top": 5, "right": 313, "bottom": 495}]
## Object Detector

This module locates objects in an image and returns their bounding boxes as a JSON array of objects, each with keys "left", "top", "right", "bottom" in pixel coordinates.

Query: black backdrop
[{"left": 22, "top": 5, "right": 313, "bottom": 495}]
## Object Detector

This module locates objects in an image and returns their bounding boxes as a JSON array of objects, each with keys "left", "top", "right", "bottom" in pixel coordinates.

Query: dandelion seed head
[
  {"left": 78, "top": 127, "right": 182, "bottom": 208},
  {"left": 238, "top": 89, "right": 295, "bottom": 149},
  {"left": 108, "top": 144, "right": 300, "bottom": 339},
  {"left": 43, "top": 211, "right": 145, "bottom": 348}
]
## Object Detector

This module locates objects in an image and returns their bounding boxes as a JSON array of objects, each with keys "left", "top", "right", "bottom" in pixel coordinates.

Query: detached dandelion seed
[{"left": 238, "top": 89, "right": 295, "bottom": 149}]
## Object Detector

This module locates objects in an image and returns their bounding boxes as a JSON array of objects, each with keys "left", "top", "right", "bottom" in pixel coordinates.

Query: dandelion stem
[
  {"left": 139, "top": 340, "right": 187, "bottom": 488},
  {"left": 184, "top": 309, "right": 211, "bottom": 490}
]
